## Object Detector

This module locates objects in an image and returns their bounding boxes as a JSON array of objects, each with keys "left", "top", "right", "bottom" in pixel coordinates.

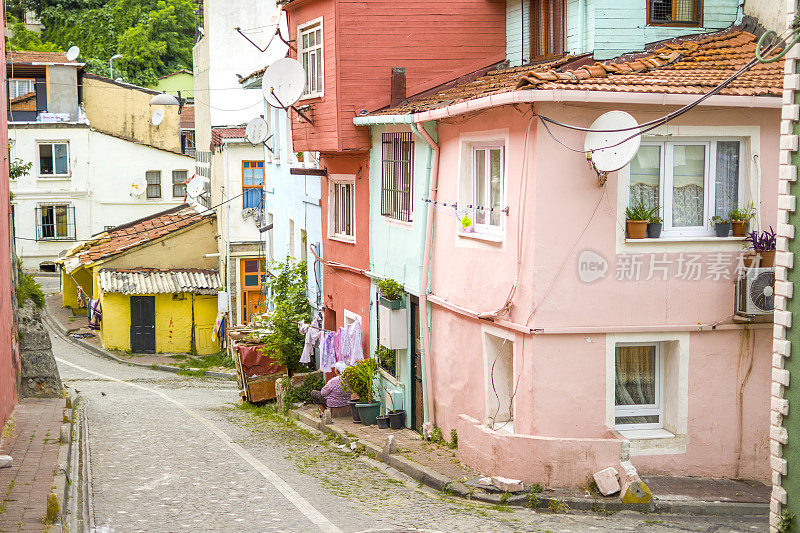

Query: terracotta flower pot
[
  {"left": 626, "top": 220, "right": 648, "bottom": 239},
  {"left": 745, "top": 250, "right": 775, "bottom": 268},
  {"left": 731, "top": 221, "right": 749, "bottom": 237}
]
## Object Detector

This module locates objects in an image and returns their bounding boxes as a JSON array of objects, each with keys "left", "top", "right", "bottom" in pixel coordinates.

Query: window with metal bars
[
  {"left": 330, "top": 180, "right": 354, "bottom": 240},
  {"left": 36, "top": 205, "right": 75, "bottom": 241},
  {"left": 381, "top": 132, "right": 414, "bottom": 222},
  {"left": 146, "top": 171, "right": 161, "bottom": 198},
  {"left": 648, "top": 0, "right": 701, "bottom": 25},
  {"left": 531, "top": 0, "right": 565, "bottom": 61}
]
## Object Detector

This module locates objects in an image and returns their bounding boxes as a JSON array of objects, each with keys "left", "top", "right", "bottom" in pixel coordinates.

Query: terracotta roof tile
[
  {"left": 210, "top": 126, "right": 246, "bottom": 149},
  {"left": 180, "top": 105, "right": 195, "bottom": 130},
  {"left": 370, "top": 29, "right": 782, "bottom": 116},
  {"left": 64, "top": 205, "right": 214, "bottom": 264},
  {"left": 6, "top": 51, "right": 80, "bottom": 65}
]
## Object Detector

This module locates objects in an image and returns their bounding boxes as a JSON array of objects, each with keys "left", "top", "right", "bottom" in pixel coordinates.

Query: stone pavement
[{"left": 0, "top": 397, "right": 65, "bottom": 532}]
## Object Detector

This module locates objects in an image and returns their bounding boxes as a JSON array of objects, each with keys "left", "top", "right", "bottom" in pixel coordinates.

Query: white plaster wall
[
  {"left": 10, "top": 125, "right": 193, "bottom": 268},
  {"left": 217, "top": 140, "right": 266, "bottom": 245},
  {"left": 744, "top": 0, "right": 787, "bottom": 32}
]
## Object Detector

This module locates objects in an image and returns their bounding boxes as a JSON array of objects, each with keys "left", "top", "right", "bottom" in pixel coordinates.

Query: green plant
[
  {"left": 500, "top": 492, "right": 510, "bottom": 505},
  {"left": 711, "top": 215, "right": 729, "bottom": 225},
  {"left": 282, "top": 372, "right": 324, "bottom": 411},
  {"left": 341, "top": 358, "right": 378, "bottom": 402},
  {"left": 778, "top": 510, "right": 795, "bottom": 533},
  {"left": 648, "top": 214, "right": 662, "bottom": 224},
  {"left": 377, "top": 278, "right": 403, "bottom": 300},
  {"left": 15, "top": 261, "right": 44, "bottom": 309},
  {"left": 525, "top": 490, "right": 540, "bottom": 509},
  {"left": 529, "top": 482, "right": 543, "bottom": 493},
  {"left": 9, "top": 154, "right": 32, "bottom": 180},
  {"left": 449, "top": 429, "right": 458, "bottom": 449},
  {"left": 625, "top": 199, "right": 657, "bottom": 221},
  {"left": 728, "top": 202, "right": 757, "bottom": 222},
  {"left": 262, "top": 259, "right": 312, "bottom": 376},
  {"left": 428, "top": 425, "right": 446, "bottom": 445},
  {"left": 461, "top": 214, "right": 473, "bottom": 229},
  {"left": 375, "top": 345, "right": 395, "bottom": 375},
  {"left": 548, "top": 499, "right": 569, "bottom": 513}
]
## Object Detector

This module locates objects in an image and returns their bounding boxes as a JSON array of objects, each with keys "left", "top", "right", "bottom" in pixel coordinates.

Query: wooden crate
[{"left": 245, "top": 373, "right": 285, "bottom": 403}]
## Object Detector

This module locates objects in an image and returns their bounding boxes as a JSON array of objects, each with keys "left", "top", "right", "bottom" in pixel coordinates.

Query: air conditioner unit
[{"left": 735, "top": 267, "right": 775, "bottom": 316}]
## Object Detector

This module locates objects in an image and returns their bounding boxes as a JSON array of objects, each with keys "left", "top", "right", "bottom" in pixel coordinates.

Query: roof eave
[{"left": 353, "top": 90, "right": 782, "bottom": 126}]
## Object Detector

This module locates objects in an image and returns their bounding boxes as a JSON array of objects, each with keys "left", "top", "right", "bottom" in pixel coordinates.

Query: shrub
[
  {"left": 262, "top": 260, "right": 312, "bottom": 376},
  {"left": 377, "top": 278, "right": 403, "bottom": 300},
  {"left": 16, "top": 261, "right": 44, "bottom": 309},
  {"left": 282, "top": 372, "right": 324, "bottom": 411},
  {"left": 341, "top": 358, "right": 378, "bottom": 402}
]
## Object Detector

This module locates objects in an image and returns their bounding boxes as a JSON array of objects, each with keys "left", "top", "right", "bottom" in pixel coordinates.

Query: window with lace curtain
[
  {"left": 628, "top": 139, "right": 743, "bottom": 237},
  {"left": 615, "top": 344, "right": 663, "bottom": 429}
]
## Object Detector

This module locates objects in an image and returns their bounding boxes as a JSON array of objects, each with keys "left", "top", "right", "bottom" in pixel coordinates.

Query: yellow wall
[
  {"left": 82, "top": 76, "right": 181, "bottom": 153},
  {"left": 193, "top": 295, "right": 220, "bottom": 355},
  {"left": 60, "top": 266, "right": 94, "bottom": 308},
  {"left": 100, "top": 291, "right": 131, "bottom": 351}
]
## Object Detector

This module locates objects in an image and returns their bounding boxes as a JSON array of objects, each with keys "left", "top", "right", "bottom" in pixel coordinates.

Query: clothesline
[{"left": 422, "top": 198, "right": 510, "bottom": 215}]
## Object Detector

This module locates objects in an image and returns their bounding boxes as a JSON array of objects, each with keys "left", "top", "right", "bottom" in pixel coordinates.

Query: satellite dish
[
  {"left": 261, "top": 58, "right": 305, "bottom": 108},
  {"left": 186, "top": 176, "right": 207, "bottom": 199},
  {"left": 245, "top": 117, "right": 269, "bottom": 145},
  {"left": 584, "top": 111, "right": 642, "bottom": 173},
  {"left": 66, "top": 46, "right": 80, "bottom": 62},
  {"left": 151, "top": 109, "right": 165, "bottom": 127},
  {"left": 130, "top": 176, "right": 147, "bottom": 197}
]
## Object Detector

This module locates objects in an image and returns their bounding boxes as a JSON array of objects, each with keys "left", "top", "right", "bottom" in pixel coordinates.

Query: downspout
[
  {"left": 225, "top": 145, "right": 233, "bottom": 324},
  {"left": 412, "top": 120, "right": 439, "bottom": 428}
]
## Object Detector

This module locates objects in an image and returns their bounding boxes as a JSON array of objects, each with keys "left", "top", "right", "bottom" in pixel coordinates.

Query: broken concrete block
[
  {"left": 491, "top": 476, "right": 524, "bottom": 492},
  {"left": 593, "top": 467, "right": 621, "bottom": 496},
  {"left": 620, "top": 478, "right": 652, "bottom": 504},
  {"left": 379, "top": 435, "right": 396, "bottom": 461},
  {"left": 0, "top": 456, "right": 11, "bottom": 469},
  {"left": 477, "top": 476, "right": 493, "bottom": 487},
  {"left": 322, "top": 409, "right": 332, "bottom": 425}
]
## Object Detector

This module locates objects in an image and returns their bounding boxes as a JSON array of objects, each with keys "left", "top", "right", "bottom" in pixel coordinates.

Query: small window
[
  {"left": 172, "top": 170, "right": 188, "bottom": 198},
  {"left": 181, "top": 130, "right": 196, "bottom": 157},
  {"left": 381, "top": 132, "right": 414, "bottom": 222},
  {"left": 38, "top": 142, "right": 69, "bottom": 176},
  {"left": 648, "top": 0, "right": 702, "bottom": 26},
  {"left": 146, "top": 171, "right": 161, "bottom": 199},
  {"left": 242, "top": 161, "right": 265, "bottom": 209},
  {"left": 531, "top": 0, "right": 565, "bottom": 60},
  {"left": 484, "top": 332, "right": 514, "bottom": 432},
  {"left": 288, "top": 218, "right": 295, "bottom": 257},
  {"left": 36, "top": 204, "right": 75, "bottom": 240},
  {"left": 9, "top": 79, "right": 35, "bottom": 99},
  {"left": 266, "top": 212, "right": 275, "bottom": 261},
  {"left": 300, "top": 229, "right": 307, "bottom": 263},
  {"left": 471, "top": 145, "right": 504, "bottom": 233},
  {"left": 614, "top": 344, "right": 663, "bottom": 429},
  {"left": 299, "top": 20, "right": 324, "bottom": 98},
  {"left": 330, "top": 179, "right": 355, "bottom": 241}
]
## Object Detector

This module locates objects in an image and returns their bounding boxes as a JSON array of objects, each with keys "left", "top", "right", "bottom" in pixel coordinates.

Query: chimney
[{"left": 390, "top": 67, "right": 406, "bottom": 107}]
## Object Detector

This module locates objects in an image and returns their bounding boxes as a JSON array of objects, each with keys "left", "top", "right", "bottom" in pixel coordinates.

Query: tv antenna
[
  {"left": 584, "top": 111, "right": 641, "bottom": 186},
  {"left": 245, "top": 116, "right": 271, "bottom": 146},
  {"left": 261, "top": 58, "right": 312, "bottom": 124},
  {"left": 151, "top": 108, "right": 165, "bottom": 127},
  {"left": 186, "top": 176, "right": 207, "bottom": 199},
  {"left": 129, "top": 176, "right": 147, "bottom": 197},
  {"left": 66, "top": 46, "right": 80, "bottom": 62}
]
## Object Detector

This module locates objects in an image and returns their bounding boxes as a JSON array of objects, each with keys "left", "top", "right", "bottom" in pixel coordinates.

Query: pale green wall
[{"left": 149, "top": 71, "right": 194, "bottom": 99}]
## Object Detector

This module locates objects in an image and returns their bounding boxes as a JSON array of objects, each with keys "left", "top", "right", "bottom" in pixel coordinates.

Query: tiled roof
[
  {"left": 370, "top": 29, "right": 782, "bottom": 116},
  {"left": 181, "top": 105, "right": 195, "bottom": 130},
  {"left": 98, "top": 268, "right": 221, "bottom": 295},
  {"left": 6, "top": 51, "right": 80, "bottom": 65},
  {"left": 210, "top": 126, "right": 246, "bottom": 148},
  {"left": 158, "top": 69, "right": 192, "bottom": 79},
  {"left": 64, "top": 205, "right": 213, "bottom": 265}
]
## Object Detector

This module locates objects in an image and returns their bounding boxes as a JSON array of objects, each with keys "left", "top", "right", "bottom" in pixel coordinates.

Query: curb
[
  {"left": 44, "top": 310, "right": 235, "bottom": 381},
  {"left": 53, "top": 394, "right": 77, "bottom": 530},
  {"left": 287, "top": 409, "right": 768, "bottom": 518}
]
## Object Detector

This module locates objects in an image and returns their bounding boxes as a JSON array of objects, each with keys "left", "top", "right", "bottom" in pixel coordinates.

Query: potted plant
[
  {"left": 729, "top": 203, "right": 756, "bottom": 237},
  {"left": 341, "top": 358, "right": 381, "bottom": 425},
  {"left": 377, "top": 278, "right": 404, "bottom": 310},
  {"left": 711, "top": 216, "right": 731, "bottom": 237},
  {"left": 646, "top": 213, "right": 662, "bottom": 238},
  {"left": 744, "top": 226, "right": 777, "bottom": 268},
  {"left": 376, "top": 413, "right": 391, "bottom": 429},
  {"left": 625, "top": 200, "right": 652, "bottom": 239},
  {"left": 461, "top": 214, "right": 474, "bottom": 233}
]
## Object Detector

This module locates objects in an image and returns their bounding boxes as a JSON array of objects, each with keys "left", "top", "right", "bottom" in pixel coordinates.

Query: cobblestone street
[{"left": 45, "top": 322, "right": 768, "bottom": 533}]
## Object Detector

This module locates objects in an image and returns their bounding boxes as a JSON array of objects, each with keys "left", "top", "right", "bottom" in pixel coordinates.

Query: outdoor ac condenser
[{"left": 735, "top": 267, "right": 775, "bottom": 316}]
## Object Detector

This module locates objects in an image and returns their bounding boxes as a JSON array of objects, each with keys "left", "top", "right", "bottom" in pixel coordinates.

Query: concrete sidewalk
[
  {"left": 289, "top": 405, "right": 769, "bottom": 517},
  {"left": 0, "top": 397, "right": 68, "bottom": 532}
]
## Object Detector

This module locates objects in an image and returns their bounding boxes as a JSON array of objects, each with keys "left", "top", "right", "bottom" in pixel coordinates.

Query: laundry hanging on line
[
  {"left": 87, "top": 299, "right": 102, "bottom": 331},
  {"left": 298, "top": 313, "right": 364, "bottom": 372}
]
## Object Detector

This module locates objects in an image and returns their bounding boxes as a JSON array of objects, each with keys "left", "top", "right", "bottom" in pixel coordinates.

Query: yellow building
[{"left": 58, "top": 205, "right": 222, "bottom": 355}]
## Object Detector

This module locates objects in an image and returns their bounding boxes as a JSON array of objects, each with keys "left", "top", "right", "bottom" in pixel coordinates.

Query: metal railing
[{"left": 381, "top": 132, "right": 413, "bottom": 222}]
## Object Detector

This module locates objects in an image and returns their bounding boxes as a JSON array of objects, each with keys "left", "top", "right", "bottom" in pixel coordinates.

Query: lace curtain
[
  {"left": 615, "top": 346, "right": 656, "bottom": 407},
  {"left": 715, "top": 141, "right": 740, "bottom": 218}
]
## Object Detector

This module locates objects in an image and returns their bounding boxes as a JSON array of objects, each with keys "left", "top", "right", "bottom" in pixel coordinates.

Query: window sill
[
  {"left": 37, "top": 175, "right": 71, "bottom": 180},
  {"left": 617, "top": 428, "right": 674, "bottom": 440},
  {"left": 328, "top": 234, "right": 355, "bottom": 244},
  {"left": 378, "top": 368, "right": 400, "bottom": 387},
  {"left": 624, "top": 236, "right": 746, "bottom": 244},
  {"left": 458, "top": 231, "right": 504, "bottom": 244},
  {"left": 383, "top": 216, "right": 413, "bottom": 229}
]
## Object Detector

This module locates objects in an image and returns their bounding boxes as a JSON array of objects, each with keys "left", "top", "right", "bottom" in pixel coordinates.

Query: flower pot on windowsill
[
  {"left": 646, "top": 222, "right": 662, "bottom": 238},
  {"left": 462, "top": 224, "right": 475, "bottom": 234},
  {"left": 731, "top": 221, "right": 749, "bottom": 237},
  {"left": 626, "top": 220, "right": 648, "bottom": 239},
  {"left": 379, "top": 296, "right": 404, "bottom": 310},
  {"left": 356, "top": 401, "right": 382, "bottom": 426},
  {"left": 714, "top": 222, "right": 731, "bottom": 237},
  {"left": 744, "top": 250, "right": 776, "bottom": 268}
]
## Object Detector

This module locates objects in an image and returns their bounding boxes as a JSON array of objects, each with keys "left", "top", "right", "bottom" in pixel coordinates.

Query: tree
[{"left": 262, "top": 260, "right": 312, "bottom": 376}]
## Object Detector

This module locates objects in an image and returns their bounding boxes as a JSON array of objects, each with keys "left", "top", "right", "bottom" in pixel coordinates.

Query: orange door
[{"left": 242, "top": 290, "right": 266, "bottom": 324}]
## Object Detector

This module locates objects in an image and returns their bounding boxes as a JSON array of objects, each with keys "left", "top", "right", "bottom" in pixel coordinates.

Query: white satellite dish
[
  {"left": 130, "top": 176, "right": 147, "bottom": 197},
  {"left": 245, "top": 117, "right": 270, "bottom": 145},
  {"left": 186, "top": 176, "right": 207, "bottom": 199},
  {"left": 261, "top": 58, "right": 305, "bottom": 108},
  {"left": 151, "top": 109, "right": 165, "bottom": 127},
  {"left": 583, "top": 111, "right": 642, "bottom": 173},
  {"left": 66, "top": 46, "right": 80, "bottom": 62}
]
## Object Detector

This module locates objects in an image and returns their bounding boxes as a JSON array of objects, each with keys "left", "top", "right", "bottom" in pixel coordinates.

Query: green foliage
[
  {"left": 461, "top": 214, "right": 472, "bottom": 229},
  {"left": 7, "top": 20, "right": 61, "bottom": 52},
  {"left": 9, "top": 156, "right": 32, "bottom": 181},
  {"left": 529, "top": 482, "right": 543, "bottom": 493},
  {"left": 625, "top": 199, "right": 658, "bottom": 221},
  {"left": 547, "top": 499, "right": 569, "bottom": 513},
  {"left": 262, "top": 259, "right": 311, "bottom": 376},
  {"left": 16, "top": 261, "right": 44, "bottom": 309},
  {"left": 282, "top": 372, "right": 324, "bottom": 411},
  {"left": 778, "top": 510, "right": 795, "bottom": 533},
  {"left": 711, "top": 215, "right": 729, "bottom": 225},
  {"left": 377, "top": 278, "right": 403, "bottom": 300},
  {"left": 524, "top": 490, "right": 539, "bottom": 509},
  {"left": 449, "top": 428, "right": 458, "bottom": 449},
  {"left": 648, "top": 214, "right": 662, "bottom": 224},
  {"left": 428, "top": 424, "right": 446, "bottom": 445},
  {"left": 375, "top": 344, "right": 395, "bottom": 375},
  {"left": 7, "top": 0, "right": 198, "bottom": 86},
  {"left": 728, "top": 202, "right": 757, "bottom": 222},
  {"left": 341, "top": 358, "right": 378, "bottom": 403}
]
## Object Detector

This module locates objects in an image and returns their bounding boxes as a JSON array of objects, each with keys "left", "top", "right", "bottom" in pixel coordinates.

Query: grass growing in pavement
[{"left": 177, "top": 351, "right": 235, "bottom": 371}]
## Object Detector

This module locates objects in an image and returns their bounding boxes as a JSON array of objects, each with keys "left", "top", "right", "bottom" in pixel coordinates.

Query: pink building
[{"left": 356, "top": 29, "right": 782, "bottom": 486}]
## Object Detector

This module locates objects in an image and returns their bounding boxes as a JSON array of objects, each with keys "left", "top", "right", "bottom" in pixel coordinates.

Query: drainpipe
[
  {"left": 225, "top": 145, "right": 233, "bottom": 324},
  {"left": 412, "top": 120, "right": 439, "bottom": 428}
]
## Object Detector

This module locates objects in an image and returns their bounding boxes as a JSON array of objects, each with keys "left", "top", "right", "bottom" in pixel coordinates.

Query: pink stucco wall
[{"left": 427, "top": 102, "right": 778, "bottom": 486}]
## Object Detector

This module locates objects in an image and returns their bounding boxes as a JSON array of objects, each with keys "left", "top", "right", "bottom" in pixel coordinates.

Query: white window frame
[
  {"left": 630, "top": 138, "right": 746, "bottom": 238},
  {"left": 9, "top": 79, "right": 35, "bottom": 100},
  {"left": 36, "top": 203, "right": 75, "bottom": 241},
  {"left": 298, "top": 17, "right": 324, "bottom": 99},
  {"left": 613, "top": 342, "right": 664, "bottom": 431},
  {"left": 470, "top": 144, "right": 505, "bottom": 236},
  {"left": 145, "top": 170, "right": 162, "bottom": 199},
  {"left": 481, "top": 325, "right": 516, "bottom": 433},
  {"left": 328, "top": 176, "right": 355, "bottom": 243},
  {"left": 343, "top": 309, "right": 360, "bottom": 327},
  {"left": 37, "top": 141, "right": 70, "bottom": 178}
]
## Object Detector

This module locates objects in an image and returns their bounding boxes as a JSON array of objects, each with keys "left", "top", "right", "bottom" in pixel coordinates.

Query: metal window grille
[
  {"left": 146, "top": 171, "right": 161, "bottom": 198},
  {"left": 181, "top": 130, "right": 196, "bottom": 157},
  {"left": 172, "top": 170, "right": 188, "bottom": 198},
  {"left": 649, "top": 0, "right": 700, "bottom": 24},
  {"left": 35, "top": 205, "right": 75, "bottom": 241},
  {"left": 333, "top": 182, "right": 354, "bottom": 237},
  {"left": 381, "top": 132, "right": 414, "bottom": 222}
]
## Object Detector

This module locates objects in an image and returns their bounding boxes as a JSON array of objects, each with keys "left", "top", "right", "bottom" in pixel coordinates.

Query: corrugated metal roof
[{"left": 98, "top": 269, "right": 221, "bottom": 295}]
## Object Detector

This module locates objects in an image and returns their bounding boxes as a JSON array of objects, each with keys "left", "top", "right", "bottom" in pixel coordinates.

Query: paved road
[{"left": 38, "top": 276, "right": 766, "bottom": 533}]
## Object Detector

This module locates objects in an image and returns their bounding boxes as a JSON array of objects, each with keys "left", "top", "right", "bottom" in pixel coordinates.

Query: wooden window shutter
[{"left": 531, "top": 0, "right": 565, "bottom": 61}]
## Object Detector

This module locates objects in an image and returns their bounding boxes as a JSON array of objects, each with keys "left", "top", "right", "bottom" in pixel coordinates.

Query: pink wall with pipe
[{"left": 426, "top": 102, "right": 778, "bottom": 485}]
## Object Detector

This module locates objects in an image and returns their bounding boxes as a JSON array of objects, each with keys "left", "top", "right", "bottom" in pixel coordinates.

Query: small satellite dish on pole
[
  {"left": 130, "top": 176, "right": 147, "bottom": 197},
  {"left": 151, "top": 109, "right": 165, "bottom": 127},
  {"left": 584, "top": 111, "right": 642, "bottom": 175},
  {"left": 261, "top": 58, "right": 305, "bottom": 109},
  {"left": 186, "top": 176, "right": 207, "bottom": 199},
  {"left": 66, "top": 46, "right": 80, "bottom": 62},
  {"left": 245, "top": 117, "right": 269, "bottom": 145}
]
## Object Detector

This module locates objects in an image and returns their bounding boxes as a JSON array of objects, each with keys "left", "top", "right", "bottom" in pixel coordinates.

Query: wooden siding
[{"left": 506, "top": 0, "right": 531, "bottom": 66}]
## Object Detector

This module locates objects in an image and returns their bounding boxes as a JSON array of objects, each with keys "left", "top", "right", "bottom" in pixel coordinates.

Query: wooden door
[
  {"left": 130, "top": 296, "right": 156, "bottom": 353},
  {"left": 410, "top": 297, "right": 424, "bottom": 431},
  {"left": 242, "top": 290, "right": 266, "bottom": 325}
]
